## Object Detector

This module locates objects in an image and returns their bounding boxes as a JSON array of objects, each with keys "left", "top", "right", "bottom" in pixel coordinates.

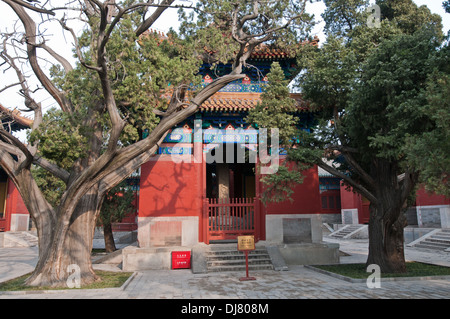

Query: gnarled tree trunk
[
  {"left": 103, "top": 223, "right": 117, "bottom": 253},
  {"left": 365, "top": 160, "right": 416, "bottom": 274},
  {"left": 25, "top": 186, "right": 103, "bottom": 287},
  {"left": 366, "top": 202, "right": 407, "bottom": 273}
]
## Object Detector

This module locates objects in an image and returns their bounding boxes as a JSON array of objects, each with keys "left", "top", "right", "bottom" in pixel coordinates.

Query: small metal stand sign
[{"left": 237, "top": 235, "right": 256, "bottom": 281}]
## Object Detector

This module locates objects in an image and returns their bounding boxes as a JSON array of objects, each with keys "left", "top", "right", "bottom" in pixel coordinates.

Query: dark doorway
[{"left": 206, "top": 144, "right": 255, "bottom": 199}]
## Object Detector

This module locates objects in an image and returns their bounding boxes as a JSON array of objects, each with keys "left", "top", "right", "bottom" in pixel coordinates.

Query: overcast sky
[{"left": 0, "top": 0, "right": 448, "bottom": 120}]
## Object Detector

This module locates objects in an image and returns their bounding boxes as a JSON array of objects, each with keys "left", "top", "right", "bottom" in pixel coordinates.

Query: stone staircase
[
  {"left": 328, "top": 224, "right": 368, "bottom": 239},
  {"left": 0, "top": 231, "right": 38, "bottom": 248},
  {"left": 408, "top": 229, "right": 450, "bottom": 251},
  {"left": 206, "top": 246, "right": 274, "bottom": 273}
]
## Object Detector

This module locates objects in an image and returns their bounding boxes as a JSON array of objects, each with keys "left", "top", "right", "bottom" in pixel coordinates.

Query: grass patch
[
  {"left": 0, "top": 270, "right": 133, "bottom": 292},
  {"left": 314, "top": 262, "right": 450, "bottom": 279},
  {"left": 91, "top": 248, "right": 107, "bottom": 254}
]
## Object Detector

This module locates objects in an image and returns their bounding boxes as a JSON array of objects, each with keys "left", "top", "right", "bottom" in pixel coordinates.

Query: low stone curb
[{"left": 304, "top": 265, "right": 450, "bottom": 283}]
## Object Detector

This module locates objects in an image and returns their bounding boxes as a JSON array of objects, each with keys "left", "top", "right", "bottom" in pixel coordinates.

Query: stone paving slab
[
  {"left": 0, "top": 246, "right": 39, "bottom": 283},
  {"left": 0, "top": 238, "right": 449, "bottom": 300}
]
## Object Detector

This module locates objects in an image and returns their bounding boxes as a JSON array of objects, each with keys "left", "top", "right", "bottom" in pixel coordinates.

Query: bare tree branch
[
  {"left": 0, "top": 149, "right": 18, "bottom": 177},
  {"left": 135, "top": 0, "right": 175, "bottom": 37},
  {"left": 33, "top": 156, "right": 70, "bottom": 183},
  {"left": 0, "top": 127, "right": 33, "bottom": 172},
  {"left": 39, "top": 41, "right": 73, "bottom": 73},
  {"left": 3, "top": 0, "right": 73, "bottom": 114},
  {"left": 341, "top": 152, "right": 376, "bottom": 187},
  {"left": 57, "top": 16, "right": 102, "bottom": 72},
  {"left": 400, "top": 168, "right": 419, "bottom": 204},
  {"left": 317, "top": 159, "right": 377, "bottom": 204},
  {"left": 230, "top": 0, "right": 307, "bottom": 74},
  {"left": 0, "top": 81, "right": 24, "bottom": 93},
  {"left": 0, "top": 139, "right": 22, "bottom": 156},
  {"left": 9, "top": 0, "right": 55, "bottom": 15},
  {"left": 59, "top": 72, "right": 245, "bottom": 217},
  {"left": 1, "top": 35, "right": 40, "bottom": 111}
]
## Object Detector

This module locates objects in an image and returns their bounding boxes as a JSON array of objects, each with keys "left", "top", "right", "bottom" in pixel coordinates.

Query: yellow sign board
[{"left": 237, "top": 235, "right": 255, "bottom": 251}]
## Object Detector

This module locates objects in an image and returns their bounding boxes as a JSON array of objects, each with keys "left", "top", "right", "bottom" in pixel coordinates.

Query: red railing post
[
  {"left": 254, "top": 197, "right": 259, "bottom": 241},
  {"left": 203, "top": 197, "right": 209, "bottom": 244}
]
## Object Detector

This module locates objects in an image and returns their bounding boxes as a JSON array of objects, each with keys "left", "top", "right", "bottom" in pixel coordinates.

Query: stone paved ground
[
  {"left": 116, "top": 266, "right": 450, "bottom": 299},
  {"left": 0, "top": 265, "right": 449, "bottom": 300},
  {"left": 0, "top": 238, "right": 449, "bottom": 300}
]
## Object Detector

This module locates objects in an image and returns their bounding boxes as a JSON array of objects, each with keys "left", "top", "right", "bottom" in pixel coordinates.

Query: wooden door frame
[{"left": 202, "top": 146, "right": 262, "bottom": 244}]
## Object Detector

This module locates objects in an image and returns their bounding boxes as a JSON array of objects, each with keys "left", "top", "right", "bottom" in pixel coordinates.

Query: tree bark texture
[
  {"left": 103, "top": 223, "right": 117, "bottom": 253},
  {"left": 365, "top": 160, "right": 415, "bottom": 274},
  {"left": 366, "top": 202, "right": 407, "bottom": 273},
  {"left": 25, "top": 186, "right": 102, "bottom": 287}
]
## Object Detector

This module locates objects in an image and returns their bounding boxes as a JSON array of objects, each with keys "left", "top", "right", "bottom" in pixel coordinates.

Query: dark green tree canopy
[
  {"left": 444, "top": 1, "right": 450, "bottom": 13},
  {"left": 248, "top": 0, "right": 448, "bottom": 273},
  {"left": 378, "top": 0, "right": 443, "bottom": 36}
]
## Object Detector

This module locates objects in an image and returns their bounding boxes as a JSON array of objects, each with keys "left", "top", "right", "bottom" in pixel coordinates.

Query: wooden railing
[{"left": 204, "top": 197, "right": 256, "bottom": 243}]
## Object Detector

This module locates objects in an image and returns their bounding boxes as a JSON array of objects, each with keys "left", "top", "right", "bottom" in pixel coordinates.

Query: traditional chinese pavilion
[
  {"left": 129, "top": 37, "right": 450, "bottom": 270},
  {"left": 136, "top": 39, "right": 334, "bottom": 251}
]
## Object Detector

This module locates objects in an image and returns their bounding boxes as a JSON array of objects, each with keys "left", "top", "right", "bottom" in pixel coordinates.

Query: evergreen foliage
[{"left": 247, "top": 0, "right": 449, "bottom": 273}]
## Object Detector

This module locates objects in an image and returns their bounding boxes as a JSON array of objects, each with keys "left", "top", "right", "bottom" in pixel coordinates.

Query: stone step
[
  {"left": 409, "top": 229, "right": 450, "bottom": 251},
  {"left": 427, "top": 237, "right": 450, "bottom": 244},
  {"left": 422, "top": 239, "right": 450, "bottom": 246},
  {"left": 206, "top": 249, "right": 269, "bottom": 258},
  {"left": 206, "top": 247, "right": 274, "bottom": 273},
  {"left": 208, "top": 257, "right": 273, "bottom": 267},
  {"left": 414, "top": 242, "right": 449, "bottom": 250},
  {"left": 207, "top": 264, "right": 274, "bottom": 273},
  {"left": 2, "top": 231, "right": 38, "bottom": 247},
  {"left": 329, "top": 225, "right": 366, "bottom": 238},
  {"left": 338, "top": 226, "right": 360, "bottom": 231},
  {"left": 430, "top": 234, "right": 450, "bottom": 240},
  {"left": 207, "top": 255, "right": 272, "bottom": 263},
  {"left": 207, "top": 252, "right": 272, "bottom": 262}
]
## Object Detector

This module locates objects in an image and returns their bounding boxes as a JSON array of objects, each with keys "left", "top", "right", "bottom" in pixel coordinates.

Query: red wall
[
  {"left": 6, "top": 180, "right": 29, "bottom": 216},
  {"left": 0, "top": 180, "right": 29, "bottom": 231},
  {"left": 340, "top": 184, "right": 363, "bottom": 211},
  {"left": 415, "top": 187, "right": 450, "bottom": 206},
  {"left": 139, "top": 157, "right": 203, "bottom": 218},
  {"left": 139, "top": 158, "right": 322, "bottom": 243},
  {"left": 340, "top": 184, "right": 372, "bottom": 223},
  {"left": 264, "top": 166, "right": 321, "bottom": 215}
]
